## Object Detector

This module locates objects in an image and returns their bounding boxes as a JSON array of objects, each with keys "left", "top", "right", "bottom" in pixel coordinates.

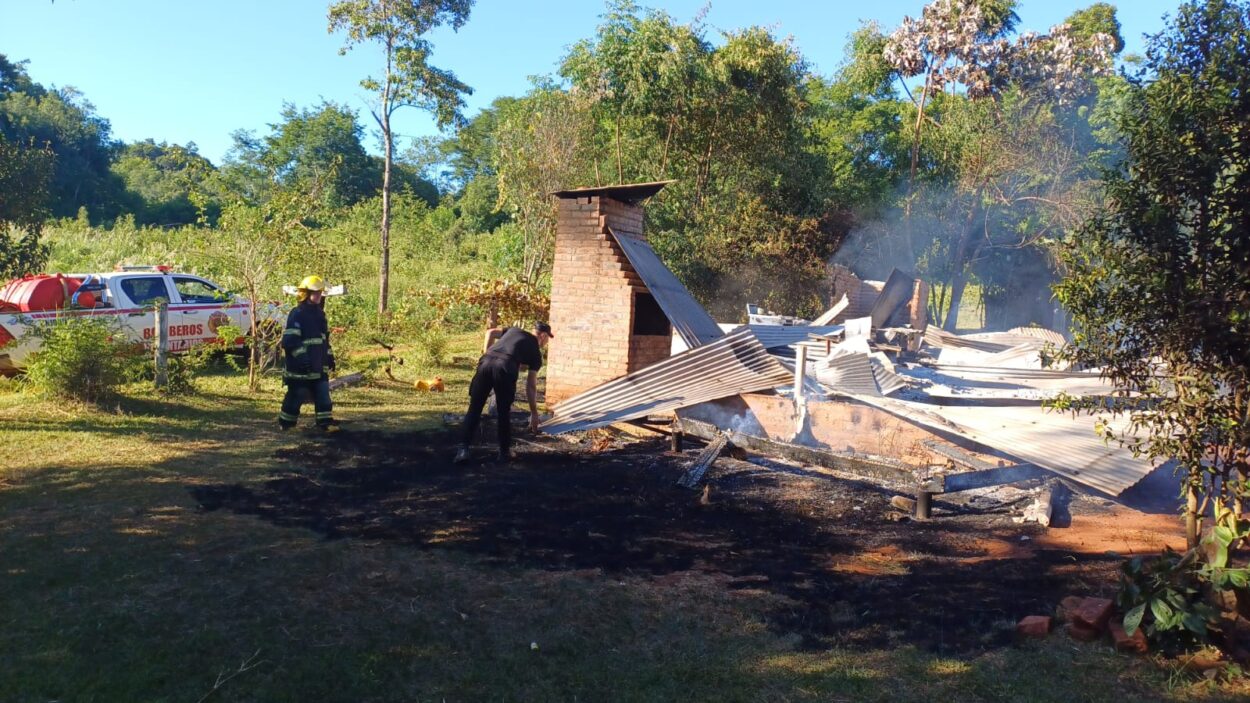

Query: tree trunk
[
  {"left": 248, "top": 295, "right": 260, "bottom": 392},
  {"left": 942, "top": 199, "right": 983, "bottom": 331},
  {"left": 614, "top": 114, "right": 624, "bottom": 184},
  {"left": 1187, "top": 476, "right": 1200, "bottom": 551},
  {"left": 379, "top": 110, "right": 393, "bottom": 315},
  {"left": 378, "top": 33, "right": 394, "bottom": 315}
]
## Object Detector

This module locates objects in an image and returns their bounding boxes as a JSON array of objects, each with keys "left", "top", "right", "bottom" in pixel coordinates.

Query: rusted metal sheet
[
  {"left": 542, "top": 327, "right": 792, "bottom": 435},
  {"left": 551, "top": 180, "right": 674, "bottom": 204},
  {"left": 609, "top": 229, "right": 724, "bottom": 348}
]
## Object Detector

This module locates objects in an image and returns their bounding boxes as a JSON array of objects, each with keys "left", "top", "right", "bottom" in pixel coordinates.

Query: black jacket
[{"left": 282, "top": 301, "right": 333, "bottom": 381}]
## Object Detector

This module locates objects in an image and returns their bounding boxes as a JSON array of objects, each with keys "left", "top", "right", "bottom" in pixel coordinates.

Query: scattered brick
[
  {"left": 1073, "top": 597, "right": 1115, "bottom": 632},
  {"left": 1067, "top": 621, "right": 1102, "bottom": 642},
  {"left": 1109, "top": 618, "right": 1148, "bottom": 654},
  {"left": 1016, "top": 615, "right": 1052, "bottom": 639},
  {"left": 1056, "top": 595, "right": 1085, "bottom": 622}
]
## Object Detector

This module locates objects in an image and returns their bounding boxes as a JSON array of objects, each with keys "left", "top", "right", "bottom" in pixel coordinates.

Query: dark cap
[{"left": 535, "top": 321, "right": 554, "bottom": 337}]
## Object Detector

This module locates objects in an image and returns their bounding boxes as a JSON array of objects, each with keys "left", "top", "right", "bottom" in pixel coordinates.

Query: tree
[
  {"left": 559, "top": 2, "right": 839, "bottom": 316},
  {"left": 493, "top": 83, "right": 593, "bottom": 285},
  {"left": 0, "top": 57, "right": 128, "bottom": 222},
  {"left": 881, "top": 0, "right": 1117, "bottom": 329},
  {"left": 328, "top": 0, "right": 474, "bottom": 314},
  {"left": 112, "top": 140, "right": 224, "bottom": 225},
  {"left": 198, "top": 176, "right": 339, "bottom": 391},
  {"left": 0, "top": 133, "right": 55, "bottom": 279},
  {"left": 1054, "top": 0, "right": 1250, "bottom": 548},
  {"left": 220, "top": 102, "right": 376, "bottom": 208}
]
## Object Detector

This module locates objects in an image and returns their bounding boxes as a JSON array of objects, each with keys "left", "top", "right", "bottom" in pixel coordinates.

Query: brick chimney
[{"left": 545, "top": 182, "right": 673, "bottom": 406}]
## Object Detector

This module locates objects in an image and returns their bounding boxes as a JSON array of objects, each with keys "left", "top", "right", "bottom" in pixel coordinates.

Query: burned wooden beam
[
  {"left": 677, "top": 432, "right": 729, "bottom": 489},
  {"left": 328, "top": 372, "right": 366, "bottom": 391},
  {"left": 676, "top": 417, "right": 914, "bottom": 486},
  {"left": 919, "top": 464, "right": 1051, "bottom": 494}
]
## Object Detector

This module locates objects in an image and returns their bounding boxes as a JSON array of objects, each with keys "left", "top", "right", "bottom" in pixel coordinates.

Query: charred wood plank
[
  {"left": 676, "top": 417, "right": 915, "bottom": 486},
  {"left": 677, "top": 433, "right": 729, "bottom": 489}
]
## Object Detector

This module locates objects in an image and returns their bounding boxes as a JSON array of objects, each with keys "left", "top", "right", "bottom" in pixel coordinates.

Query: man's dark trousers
[{"left": 462, "top": 355, "right": 518, "bottom": 453}]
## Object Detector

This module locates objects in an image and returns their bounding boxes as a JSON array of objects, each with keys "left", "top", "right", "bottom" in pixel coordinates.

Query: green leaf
[
  {"left": 1229, "top": 569, "right": 1250, "bottom": 589},
  {"left": 1182, "top": 613, "right": 1207, "bottom": 635},
  {"left": 1123, "top": 603, "right": 1146, "bottom": 635},
  {"left": 1150, "top": 598, "right": 1174, "bottom": 625},
  {"left": 1213, "top": 525, "right": 1235, "bottom": 546}
]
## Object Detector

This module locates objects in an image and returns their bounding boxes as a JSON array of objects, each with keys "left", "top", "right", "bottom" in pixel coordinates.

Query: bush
[
  {"left": 22, "top": 315, "right": 145, "bottom": 403},
  {"left": 412, "top": 324, "right": 449, "bottom": 368}
]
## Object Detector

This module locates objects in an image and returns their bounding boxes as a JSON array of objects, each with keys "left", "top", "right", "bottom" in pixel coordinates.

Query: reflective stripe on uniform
[
  {"left": 292, "top": 346, "right": 307, "bottom": 357},
  {"left": 283, "top": 328, "right": 302, "bottom": 337},
  {"left": 278, "top": 411, "right": 298, "bottom": 422},
  {"left": 301, "top": 337, "right": 324, "bottom": 346},
  {"left": 315, "top": 412, "right": 333, "bottom": 419},
  {"left": 284, "top": 371, "right": 321, "bottom": 380}
]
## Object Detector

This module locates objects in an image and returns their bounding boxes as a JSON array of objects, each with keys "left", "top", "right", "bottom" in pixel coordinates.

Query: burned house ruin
[{"left": 541, "top": 181, "right": 1161, "bottom": 516}]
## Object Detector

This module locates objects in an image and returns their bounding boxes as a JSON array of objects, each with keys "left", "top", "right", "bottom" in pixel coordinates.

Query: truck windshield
[{"left": 173, "top": 277, "right": 224, "bottom": 304}]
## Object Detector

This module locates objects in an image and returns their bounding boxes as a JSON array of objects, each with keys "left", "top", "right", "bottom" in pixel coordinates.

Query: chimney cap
[{"left": 551, "top": 180, "right": 673, "bottom": 204}]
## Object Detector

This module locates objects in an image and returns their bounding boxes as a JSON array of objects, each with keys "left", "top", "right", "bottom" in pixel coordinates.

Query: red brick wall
[
  {"left": 546, "top": 195, "right": 654, "bottom": 406},
  {"left": 629, "top": 335, "right": 671, "bottom": 372}
]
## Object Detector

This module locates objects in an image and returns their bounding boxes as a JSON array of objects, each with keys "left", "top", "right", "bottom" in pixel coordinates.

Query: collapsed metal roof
[
  {"left": 851, "top": 391, "right": 1158, "bottom": 496},
  {"left": 610, "top": 228, "right": 724, "bottom": 348},
  {"left": 542, "top": 326, "right": 792, "bottom": 435}
]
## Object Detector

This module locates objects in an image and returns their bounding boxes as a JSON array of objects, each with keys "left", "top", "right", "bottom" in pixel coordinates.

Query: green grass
[{"left": 2, "top": 334, "right": 1248, "bottom": 702}]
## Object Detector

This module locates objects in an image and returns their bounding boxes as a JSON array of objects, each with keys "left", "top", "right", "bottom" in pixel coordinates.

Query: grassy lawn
[{"left": 2, "top": 334, "right": 1247, "bottom": 702}]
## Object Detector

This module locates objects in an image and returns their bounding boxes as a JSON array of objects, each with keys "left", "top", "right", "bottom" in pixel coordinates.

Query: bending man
[{"left": 455, "top": 321, "right": 552, "bottom": 463}]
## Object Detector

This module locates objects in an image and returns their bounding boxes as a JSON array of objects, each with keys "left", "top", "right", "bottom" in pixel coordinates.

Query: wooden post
[
  {"left": 670, "top": 418, "right": 684, "bottom": 452},
  {"left": 915, "top": 489, "right": 933, "bottom": 520},
  {"left": 154, "top": 301, "right": 169, "bottom": 388}
]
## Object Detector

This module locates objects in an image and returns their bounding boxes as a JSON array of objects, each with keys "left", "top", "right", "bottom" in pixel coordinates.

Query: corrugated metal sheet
[
  {"left": 1007, "top": 326, "right": 1068, "bottom": 347},
  {"left": 869, "top": 269, "right": 916, "bottom": 328},
  {"left": 542, "top": 327, "right": 792, "bottom": 435},
  {"left": 853, "top": 390, "right": 1157, "bottom": 496},
  {"left": 872, "top": 362, "right": 909, "bottom": 396},
  {"left": 923, "top": 327, "right": 1012, "bottom": 353},
  {"left": 609, "top": 229, "right": 723, "bottom": 349},
  {"left": 745, "top": 324, "right": 844, "bottom": 351},
  {"left": 815, "top": 352, "right": 880, "bottom": 396}
]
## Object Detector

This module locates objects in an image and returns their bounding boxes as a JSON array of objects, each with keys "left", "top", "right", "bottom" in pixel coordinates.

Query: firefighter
[
  {"left": 454, "top": 321, "right": 553, "bottom": 464},
  {"left": 277, "top": 275, "right": 338, "bottom": 432}
]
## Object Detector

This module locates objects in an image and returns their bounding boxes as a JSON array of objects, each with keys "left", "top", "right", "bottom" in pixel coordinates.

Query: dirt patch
[{"left": 191, "top": 428, "right": 1171, "bottom": 654}]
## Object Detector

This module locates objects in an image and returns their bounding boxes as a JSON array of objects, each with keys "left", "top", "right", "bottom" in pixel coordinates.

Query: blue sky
[{"left": 1, "top": 0, "right": 1180, "bottom": 165}]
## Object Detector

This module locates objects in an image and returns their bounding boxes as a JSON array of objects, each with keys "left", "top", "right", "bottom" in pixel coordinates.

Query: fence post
[{"left": 154, "top": 301, "right": 169, "bottom": 388}]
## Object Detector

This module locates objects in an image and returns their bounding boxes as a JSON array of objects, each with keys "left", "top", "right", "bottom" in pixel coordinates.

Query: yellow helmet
[{"left": 298, "top": 275, "right": 327, "bottom": 292}]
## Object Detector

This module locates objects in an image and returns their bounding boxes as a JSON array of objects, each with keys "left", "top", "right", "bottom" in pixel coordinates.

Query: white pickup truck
[{"left": 0, "top": 267, "right": 282, "bottom": 374}]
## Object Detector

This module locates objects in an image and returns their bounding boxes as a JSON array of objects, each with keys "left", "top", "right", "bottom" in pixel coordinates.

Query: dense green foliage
[{"left": 1054, "top": 0, "right": 1250, "bottom": 538}]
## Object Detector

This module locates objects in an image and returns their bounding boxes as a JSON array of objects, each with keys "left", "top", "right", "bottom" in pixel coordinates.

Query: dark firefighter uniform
[
  {"left": 461, "top": 327, "right": 544, "bottom": 457},
  {"left": 277, "top": 299, "right": 336, "bottom": 429}
]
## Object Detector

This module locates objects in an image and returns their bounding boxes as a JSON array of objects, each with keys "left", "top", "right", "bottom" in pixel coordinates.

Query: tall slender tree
[{"left": 328, "top": 0, "right": 473, "bottom": 313}]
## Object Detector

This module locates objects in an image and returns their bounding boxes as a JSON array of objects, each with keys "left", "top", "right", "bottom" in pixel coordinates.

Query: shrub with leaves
[
  {"left": 1117, "top": 548, "right": 1215, "bottom": 650},
  {"left": 424, "top": 278, "right": 550, "bottom": 328},
  {"left": 21, "top": 314, "right": 144, "bottom": 403},
  {"left": 411, "top": 324, "right": 449, "bottom": 368}
]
